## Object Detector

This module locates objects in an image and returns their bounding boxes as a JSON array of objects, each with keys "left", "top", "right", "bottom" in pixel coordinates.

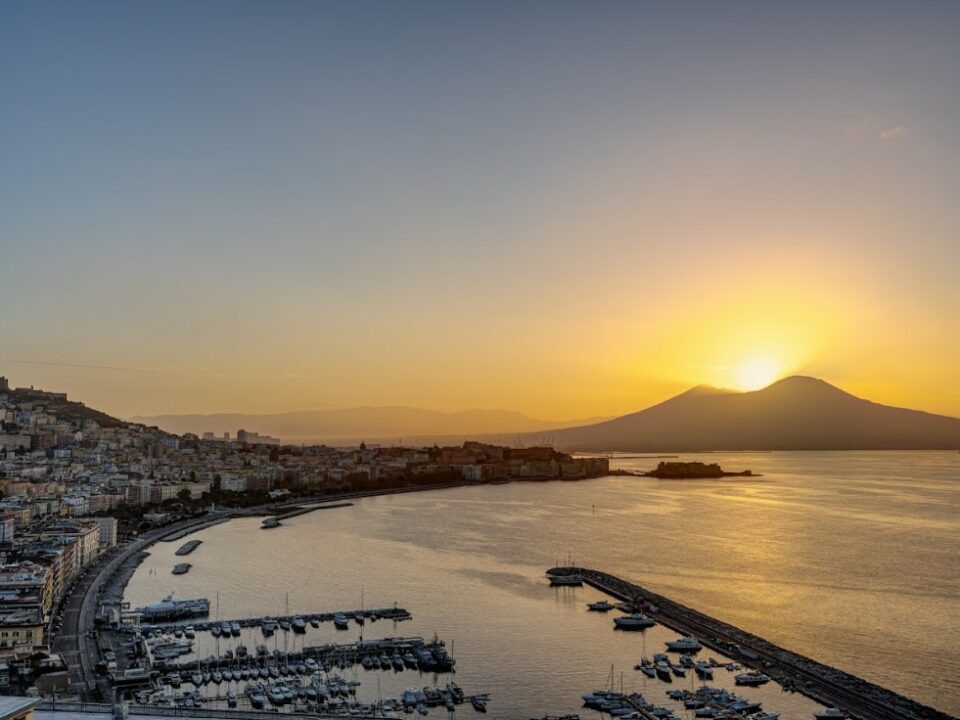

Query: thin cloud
[
  {"left": 878, "top": 125, "right": 907, "bottom": 140},
  {"left": 12, "top": 359, "right": 302, "bottom": 381}
]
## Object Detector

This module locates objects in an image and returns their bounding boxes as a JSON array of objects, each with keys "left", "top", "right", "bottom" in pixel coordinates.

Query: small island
[{"left": 644, "top": 461, "right": 757, "bottom": 479}]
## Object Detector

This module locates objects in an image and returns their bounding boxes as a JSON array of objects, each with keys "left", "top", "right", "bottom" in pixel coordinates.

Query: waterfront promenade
[{"left": 548, "top": 566, "right": 954, "bottom": 720}]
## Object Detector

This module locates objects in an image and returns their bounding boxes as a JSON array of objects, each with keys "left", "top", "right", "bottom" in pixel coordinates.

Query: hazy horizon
[{"left": 3, "top": 1, "right": 960, "bottom": 420}]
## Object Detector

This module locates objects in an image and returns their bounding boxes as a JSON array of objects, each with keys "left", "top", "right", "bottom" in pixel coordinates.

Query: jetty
[
  {"left": 175, "top": 540, "right": 203, "bottom": 556},
  {"left": 547, "top": 567, "right": 952, "bottom": 720},
  {"left": 149, "top": 636, "right": 453, "bottom": 675},
  {"left": 144, "top": 606, "right": 411, "bottom": 633}
]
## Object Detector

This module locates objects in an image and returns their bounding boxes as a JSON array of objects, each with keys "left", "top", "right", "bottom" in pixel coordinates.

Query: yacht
[
  {"left": 735, "top": 671, "right": 770, "bottom": 686},
  {"left": 814, "top": 710, "right": 846, "bottom": 720},
  {"left": 614, "top": 613, "right": 656, "bottom": 630},
  {"left": 665, "top": 635, "right": 702, "bottom": 652},
  {"left": 587, "top": 600, "right": 615, "bottom": 612},
  {"left": 694, "top": 661, "right": 713, "bottom": 679}
]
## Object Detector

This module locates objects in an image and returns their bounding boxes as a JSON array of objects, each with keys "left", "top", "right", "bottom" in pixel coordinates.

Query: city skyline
[{"left": 3, "top": 1, "right": 960, "bottom": 420}]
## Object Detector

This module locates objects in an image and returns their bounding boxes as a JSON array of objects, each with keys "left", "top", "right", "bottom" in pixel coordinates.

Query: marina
[{"left": 548, "top": 567, "right": 952, "bottom": 720}]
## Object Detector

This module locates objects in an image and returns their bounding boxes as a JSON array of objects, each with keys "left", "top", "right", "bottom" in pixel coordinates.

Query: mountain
[
  {"left": 538, "top": 376, "right": 960, "bottom": 451},
  {"left": 131, "top": 406, "right": 609, "bottom": 444}
]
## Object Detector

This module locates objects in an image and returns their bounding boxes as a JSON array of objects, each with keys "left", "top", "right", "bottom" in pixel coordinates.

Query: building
[
  {"left": 0, "top": 696, "right": 36, "bottom": 720},
  {"left": 0, "top": 518, "right": 14, "bottom": 545},
  {"left": 0, "top": 378, "right": 8, "bottom": 393},
  {"left": 0, "top": 609, "right": 43, "bottom": 651}
]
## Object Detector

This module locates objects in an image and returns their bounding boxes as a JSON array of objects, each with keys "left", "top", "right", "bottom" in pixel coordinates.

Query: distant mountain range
[
  {"left": 534, "top": 376, "right": 960, "bottom": 451},
  {"left": 130, "top": 407, "right": 610, "bottom": 444}
]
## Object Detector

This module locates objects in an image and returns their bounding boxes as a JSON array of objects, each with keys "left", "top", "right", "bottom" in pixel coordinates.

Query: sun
[{"left": 734, "top": 356, "right": 781, "bottom": 391}]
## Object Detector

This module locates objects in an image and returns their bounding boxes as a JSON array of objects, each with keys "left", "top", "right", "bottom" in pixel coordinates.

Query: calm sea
[{"left": 124, "top": 451, "right": 960, "bottom": 718}]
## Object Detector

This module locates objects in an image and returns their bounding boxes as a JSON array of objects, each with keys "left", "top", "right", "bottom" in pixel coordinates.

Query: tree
[{"left": 177, "top": 489, "right": 192, "bottom": 504}]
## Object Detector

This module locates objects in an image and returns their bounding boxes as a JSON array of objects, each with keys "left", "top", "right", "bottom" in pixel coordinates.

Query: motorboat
[
  {"left": 548, "top": 574, "right": 582, "bottom": 586},
  {"left": 614, "top": 613, "right": 656, "bottom": 630},
  {"left": 587, "top": 600, "right": 615, "bottom": 612},
  {"left": 333, "top": 613, "right": 350, "bottom": 630},
  {"left": 735, "top": 671, "right": 770, "bottom": 686},
  {"left": 634, "top": 658, "right": 656, "bottom": 678},
  {"left": 665, "top": 635, "right": 702, "bottom": 652},
  {"left": 814, "top": 710, "right": 846, "bottom": 720},
  {"left": 655, "top": 660, "right": 672, "bottom": 682},
  {"left": 292, "top": 616, "right": 306, "bottom": 633}
]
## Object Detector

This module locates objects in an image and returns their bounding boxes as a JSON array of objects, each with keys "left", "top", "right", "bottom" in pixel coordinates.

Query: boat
[
  {"left": 754, "top": 714, "right": 780, "bottom": 720},
  {"left": 135, "top": 595, "right": 210, "bottom": 621},
  {"left": 735, "top": 671, "right": 770, "bottom": 686},
  {"left": 693, "top": 661, "right": 713, "bottom": 679},
  {"left": 814, "top": 710, "right": 846, "bottom": 720},
  {"left": 665, "top": 635, "right": 702, "bottom": 652},
  {"left": 548, "top": 574, "right": 582, "bottom": 586},
  {"left": 634, "top": 658, "right": 656, "bottom": 678},
  {"left": 333, "top": 613, "right": 350, "bottom": 630},
  {"left": 587, "top": 600, "right": 615, "bottom": 612},
  {"left": 655, "top": 661, "right": 672, "bottom": 682},
  {"left": 471, "top": 697, "right": 487, "bottom": 713},
  {"left": 230, "top": 621, "right": 242, "bottom": 636},
  {"left": 261, "top": 517, "right": 281, "bottom": 529},
  {"left": 261, "top": 618, "right": 275, "bottom": 636},
  {"left": 292, "top": 616, "right": 306, "bottom": 633},
  {"left": 354, "top": 612, "right": 365, "bottom": 625},
  {"left": 671, "top": 665, "right": 686, "bottom": 677},
  {"left": 614, "top": 613, "right": 656, "bottom": 630},
  {"left": 226, "top": 692, "right": 237, "bottom": 709}
]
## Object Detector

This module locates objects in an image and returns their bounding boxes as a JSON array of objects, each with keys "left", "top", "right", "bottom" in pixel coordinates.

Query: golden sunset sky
[{"left": 2, "top": 2, "right": 958, "bottom": 420}]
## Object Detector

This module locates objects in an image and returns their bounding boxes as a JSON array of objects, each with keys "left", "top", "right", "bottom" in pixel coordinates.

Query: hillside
[
  {"left": 131, "top": 406, "right": 609, "bottom": 444},
  {"left": 539, "top": 376, "right": 960, "bottom": 451}
]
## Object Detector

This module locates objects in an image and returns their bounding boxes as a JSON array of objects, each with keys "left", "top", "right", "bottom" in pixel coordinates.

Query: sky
[{"left": 2, "top": 1, "right": 959, "bottom": 421}]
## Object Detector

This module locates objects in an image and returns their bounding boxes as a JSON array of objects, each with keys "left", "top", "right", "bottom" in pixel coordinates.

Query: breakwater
[{"left": 547, "top": 567, "right": 954, "bottom": 720}]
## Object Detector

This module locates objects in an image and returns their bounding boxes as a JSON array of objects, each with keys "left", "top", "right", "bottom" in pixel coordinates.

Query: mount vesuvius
[{"left": 536, "top": 376, "right": 960, "bottom": 452}]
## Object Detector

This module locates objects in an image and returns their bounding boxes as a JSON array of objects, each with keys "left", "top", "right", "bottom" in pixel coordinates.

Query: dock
[
  {"left": 548, "top": 567, "right": 953, "bottom": 720},
  {"left": 149, "top": 636, "right": 453, "bottom": 674},
  {"left": 144, "top": 606, "right": 412, "bottom": 632}
]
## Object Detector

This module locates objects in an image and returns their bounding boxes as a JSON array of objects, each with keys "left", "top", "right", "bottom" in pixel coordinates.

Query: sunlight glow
[{"left": 735, "top": 356, "right": 782, "bottom": 391}]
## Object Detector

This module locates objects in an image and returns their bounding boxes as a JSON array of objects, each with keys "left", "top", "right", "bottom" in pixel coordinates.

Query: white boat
[
  {"left": 614, "top": 613, "right": 656, "bottom": 630},
  {"left": 587, "top": 600, "right": 614, "bottom": 612},
  {"left": 814, "top": 710, "right": 846, "bottom": 720},
  {"left": 665, "top": 635, "right": 701, "bottom": 652}
]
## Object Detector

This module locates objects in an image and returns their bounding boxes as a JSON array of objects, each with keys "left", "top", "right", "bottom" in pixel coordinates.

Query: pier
[
  {"left": 143, "top": 607, "right": 411, "bottom": 632},
  {"left": 149, "top": 636, "right": 453, "bottom": 675},
  {"left": 548, "top": 567, "right": 953, "bottom": 720}
]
